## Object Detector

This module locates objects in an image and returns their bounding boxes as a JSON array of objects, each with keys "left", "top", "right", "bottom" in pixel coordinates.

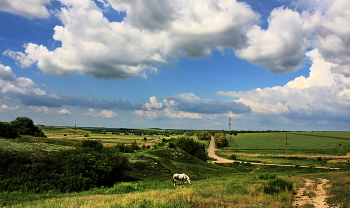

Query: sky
[{"left": 0, "top": 0, "right": 349, "bottom": 131}]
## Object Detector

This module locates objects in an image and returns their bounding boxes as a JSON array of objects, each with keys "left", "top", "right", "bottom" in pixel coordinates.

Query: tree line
[{"left": 0, "top": 117, "right": 46, "bottom": 138}]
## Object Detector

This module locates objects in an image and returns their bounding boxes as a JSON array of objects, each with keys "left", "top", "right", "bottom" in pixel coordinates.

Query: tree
[
  {"left": 10, "top": 117, "right": 46, "bottom": 137},
  {"left": 81, "top": 139, "right": 104, "bottom": 152},
  {"left": 176, "top": 137, "right": 208, "bottom": 161},
  {"left": 214, "top": 132, "right": 229, "bottom": 148},
  {"left": 0, "top": 122, "right": 18, "bottom": 138},
  {"left": 197, "top": 131, "right": 212, "bottom": 140}
]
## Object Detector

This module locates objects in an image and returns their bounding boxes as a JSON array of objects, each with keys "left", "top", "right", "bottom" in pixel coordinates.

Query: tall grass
[{"left": 6, "top": 173, "right": 295, "bottom": 208}]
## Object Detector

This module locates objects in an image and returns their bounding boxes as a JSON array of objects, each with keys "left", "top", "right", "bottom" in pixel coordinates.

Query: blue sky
[{"left": 0, "top": 0, "right": 349, "bottom": 130}]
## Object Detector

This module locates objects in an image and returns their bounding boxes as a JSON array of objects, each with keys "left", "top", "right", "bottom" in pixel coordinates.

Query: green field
[{"left": 226, "top": 132, "right": 350, "bottom": 150}]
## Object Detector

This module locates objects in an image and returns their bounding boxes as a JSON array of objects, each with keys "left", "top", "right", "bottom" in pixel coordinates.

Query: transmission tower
[{"left": 228, "top": 117, "right": 231, "bottom": 131}]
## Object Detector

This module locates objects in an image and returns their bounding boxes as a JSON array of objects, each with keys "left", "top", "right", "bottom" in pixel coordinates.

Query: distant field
[
  {"left": 226, "top": 132, "right": 350, "bottom": 150},
  {"left": 42, "top": 126, "right": 196, "bottom": 147}
]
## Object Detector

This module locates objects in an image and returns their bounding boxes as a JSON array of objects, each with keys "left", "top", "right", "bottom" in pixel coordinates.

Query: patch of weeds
[
  {"left": 263, "top": 177, "right": 293, "bottom": 195},
  {"left": 259, "top": 173, "right": 276, "bottom": 180}
]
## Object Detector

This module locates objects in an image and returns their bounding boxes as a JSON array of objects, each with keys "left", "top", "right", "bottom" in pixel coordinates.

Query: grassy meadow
[
  {"left": 1, "top": 128, "right": 350, "bottom": 207},
  {"left": 225, "top": 132, "right": 350, "bottom": 150},
  {"left": 218, "top": 132, "right": 350, "bottom": 168}
]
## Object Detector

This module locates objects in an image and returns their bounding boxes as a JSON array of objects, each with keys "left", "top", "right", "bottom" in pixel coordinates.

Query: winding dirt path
[
  {"left": 293, "top": 178, "right": 331, "bottom": 207},
  {"left": 208, "top": 136, "right": 235, "bottom": 163}
]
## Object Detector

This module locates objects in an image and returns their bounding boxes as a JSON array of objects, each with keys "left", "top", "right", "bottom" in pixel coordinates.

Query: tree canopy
[{"left": 0, "top": 117, "right": 47, "bottom": 138}]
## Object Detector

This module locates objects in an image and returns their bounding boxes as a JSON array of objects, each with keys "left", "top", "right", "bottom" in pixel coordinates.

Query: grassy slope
[{"left": 4, "top": 149, "right": 348, "bottom": 207}]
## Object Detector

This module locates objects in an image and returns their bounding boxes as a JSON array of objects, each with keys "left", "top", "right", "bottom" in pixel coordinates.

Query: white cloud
[
  {"left": 235, "top": 7, "right": 321, "bottom": 73},
  {"left": 0, "top": 104, "right": 19, "bottom": 111},
  {"left": 82, "top": 108, "right": 117, "bottom": 118},
  {"left": 3, "top": 0, "right": 350, "bottom": 79},
  {"left": 0, "top": 64, "right": 141, "bottom": 110},
  {"left": 316, "top": 0, "right": 350, "bottom": 77},
  {"left": 0, "top": 0, "right": 51, "bottom": 18},
  {"left": 58, "top": 109, "right": 72, "bottom": 115},
  {"left": 4, "top": 0, "right": 258, "bottom": 79},
  {"left": 292, "top": 0, "right": 334, "bottom": 12},
  {"left": 29, "top": 106, "right": 50, "bottom": 114},
  {"left": 0, "top": 64, "right": 16, "bottom": 81},
  {"left": 143, "top": 96, "right": 163, "bottom": 110},
  {"left": 218, "top": 49, "right": 350, "bottom": 126},
  {"left": 135, "top": 93, "right": 251, "bottom": 120}
]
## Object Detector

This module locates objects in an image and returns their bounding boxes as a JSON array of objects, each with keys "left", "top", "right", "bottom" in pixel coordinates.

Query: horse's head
[{"left": 186, "top": 175, "right": 192, "bottom": 184}]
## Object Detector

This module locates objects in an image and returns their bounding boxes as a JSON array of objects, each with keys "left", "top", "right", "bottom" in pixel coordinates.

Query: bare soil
[{"left": 293, "top": 178, "right": 331, "bottom": 208}]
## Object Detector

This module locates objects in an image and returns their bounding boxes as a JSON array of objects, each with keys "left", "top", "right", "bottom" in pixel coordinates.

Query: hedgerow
[{"left": 0, "top": 146, "right": 130, "bottom": 193}]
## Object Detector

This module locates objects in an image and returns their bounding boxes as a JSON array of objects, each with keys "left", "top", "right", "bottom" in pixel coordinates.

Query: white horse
[{"left": 173, "top": 173, "right": 191, "bottom": 186}]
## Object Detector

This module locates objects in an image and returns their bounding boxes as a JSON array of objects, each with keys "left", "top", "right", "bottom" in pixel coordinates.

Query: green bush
[
  {"left": 259, "top": 174, "right": 277, "bottom": 180},
  {"left": 114, "top": 142, "right": 140, "bottom": 153},
  {"left": 214, "top": 132, "right": 228, "bottom": 148},
  {"left": 0, "top": 122, "right": 18, "bottom": 138},
  {"left": 263, "top": 177, "right": 293, "bottom": 194},
  {"left": 229, "top": 154, "right": 237, "bottom": 160},
  {"left": 81, "top": 139, "right": 103, "bottom": 152},
  {"left": 175, "top": 137, "right": 208, "bottom": 161},
  {"left": 0, "top": 147, "right": 130, "bottom": 193},
  {"left": 10, "top": 117, "right": 46, "bottom": 137}
]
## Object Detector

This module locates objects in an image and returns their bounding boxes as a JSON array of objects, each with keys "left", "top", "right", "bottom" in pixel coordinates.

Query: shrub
[
  {"left": 81, "top": 139, "right": 103, "bottom": 152},
  {"left": 168, "top": 142, "right": 175, "bottom": 148},
  {"left": 263, "top": 177, "right": 293, "bottom": 194},
  {"left": 197, "top": 131, "right": 211, "bottom": 140},
  {"left": 10, "top": 117, "right": 46, "bottom": 137},
  {"left": 0, "top": 122, "right": 18, "bottom": 139},
  {"left": 214, "top": 132, "right": 228, "bottom": 148},
  {"left": 114, "top": 142, "right": 140, "bottom": 153},
  {"left": 175, "top": 137, "right": 208, "bottom": 161},
  {"left": 0, "top": 147, "right": 130, "bottom": 193},
  {"left": 259, "top": 174, "right": 277, "bottom": 180},
  {"left": 229, "top": 154, "right": 237, "bottom": 160}
]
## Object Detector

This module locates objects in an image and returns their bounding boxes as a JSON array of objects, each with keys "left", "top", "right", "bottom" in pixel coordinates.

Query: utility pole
[{"left": 285, "top": 133, "right": 288, "bottom": 163}]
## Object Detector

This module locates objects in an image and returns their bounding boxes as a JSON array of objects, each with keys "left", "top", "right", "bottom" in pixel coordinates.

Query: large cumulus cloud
[
  {"left": 3, "top": 0, "right": 350, "bottom": 78},
  {"left": 4, "top": 0, "right": 258, "bottom": 79},
  {"left": 218, "top": 49, "right": 350, "bottom": 128},
  {"left": 0, "top": 0, "right": 50, "bottom": 18}
]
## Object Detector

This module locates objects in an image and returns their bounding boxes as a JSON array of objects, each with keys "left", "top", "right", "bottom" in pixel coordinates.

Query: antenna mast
[{"left": 228, "top": 117, "right": 231, "bottom": 131}]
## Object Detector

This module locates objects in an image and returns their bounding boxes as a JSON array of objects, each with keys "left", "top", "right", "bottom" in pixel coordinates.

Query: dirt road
[{"left": 208, "top": 136, "right": 235, "bottom": 163}]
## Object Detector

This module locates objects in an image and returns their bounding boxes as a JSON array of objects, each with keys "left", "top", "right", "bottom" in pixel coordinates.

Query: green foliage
[
  {"left": 214, "top": 132, "right": 228, "bottom": 148},
  {"left": 168, "top": 142, "right": 175, "bottom": 148},
  {"left": 263, "top": 177, "right": 293, "bottom": 194},
  {"left": 0, "top": 147, "right": 129, "bottom": 193},
  {"left": 258, "top": 174, "right": 277, "bottom": 180},
  {"left": 197, "top": 131, "right": 211, "bottom": 140},
  {"left": 0, "top": 122, "right": 18, "bottom": 139},
  {"left": 229, "top": 154, "right": 237, "bottom": 160},
  {"left": 10, "top": 117, "right": 46, "bottom": 137},
  {"left": 114, "top": 141, "right": 140, "bottom": 153},
  {"left": 175, "top": 136, "right": 209, "bottom": 161},
  {"left": 81, "top": 139, "right": 103, "bottom": 152}
]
